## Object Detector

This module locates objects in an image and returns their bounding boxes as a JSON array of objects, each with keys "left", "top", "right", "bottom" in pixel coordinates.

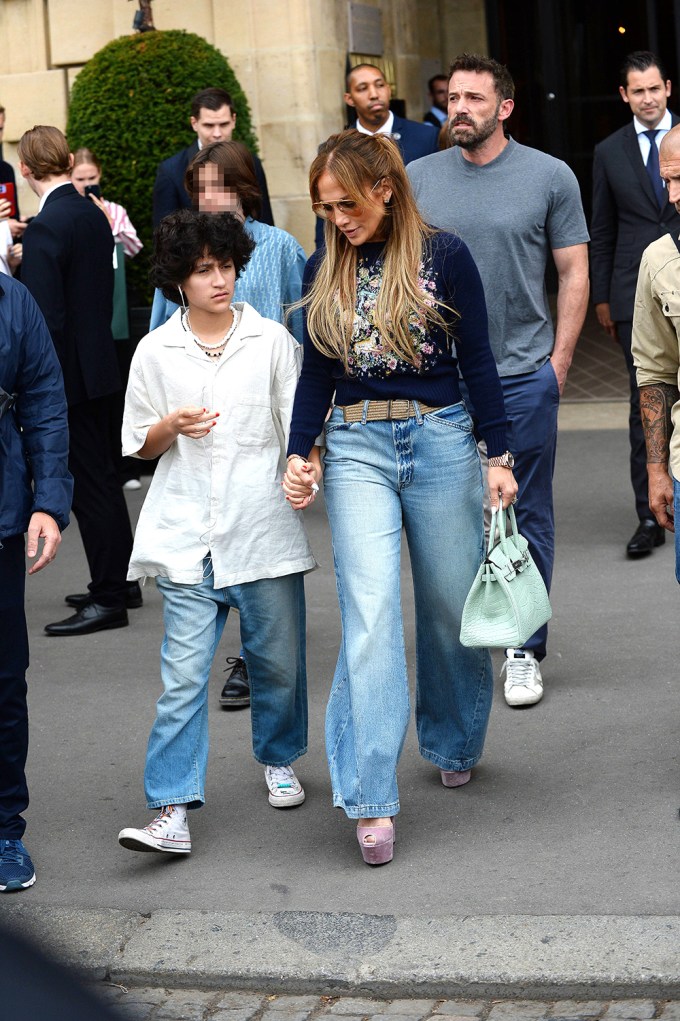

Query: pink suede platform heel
[
  {"left": 440, "top": 768, "right": 471, "bottom": 788},
  {"left": 356, "top": 820, "right": 395, "bottom": 866}
]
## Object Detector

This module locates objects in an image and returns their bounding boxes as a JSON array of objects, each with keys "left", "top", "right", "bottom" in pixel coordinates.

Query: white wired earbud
[{"left": 177, "top": 285, "right": 188, "bottom": 314}]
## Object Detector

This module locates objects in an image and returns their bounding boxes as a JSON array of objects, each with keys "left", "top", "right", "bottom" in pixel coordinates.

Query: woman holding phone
[{"left": 71, "top": 148, "right": 142, "bottom": 259}]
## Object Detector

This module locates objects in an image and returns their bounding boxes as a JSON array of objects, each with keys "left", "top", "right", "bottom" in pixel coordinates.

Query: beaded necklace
[{"left": 182, "top": 307, "right": 240, "bottom": 358}]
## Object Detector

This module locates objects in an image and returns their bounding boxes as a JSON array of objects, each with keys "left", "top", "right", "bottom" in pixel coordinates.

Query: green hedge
[{"left": 67, "top": 29, "right": 258, "bottom": 302}]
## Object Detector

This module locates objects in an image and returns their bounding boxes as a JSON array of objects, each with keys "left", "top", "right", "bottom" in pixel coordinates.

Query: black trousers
[
  {"left": 617, "top": 322, "right": 651, "bottom": 522},
  {"left": 68, "top": 395, "right": 134, "bottom": 608},
  {"left": 0, "top": 535, "right": 29, "bottom": 840}
]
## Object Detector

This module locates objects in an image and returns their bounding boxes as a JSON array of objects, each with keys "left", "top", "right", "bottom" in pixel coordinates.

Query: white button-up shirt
[{"left": 123, "top": 302, "right": 317, "bottom": 587}]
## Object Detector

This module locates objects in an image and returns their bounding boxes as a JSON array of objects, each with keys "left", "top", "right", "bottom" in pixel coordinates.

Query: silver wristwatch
[{"left": 488, "top": 451, "right": 515, "bottom": 468}]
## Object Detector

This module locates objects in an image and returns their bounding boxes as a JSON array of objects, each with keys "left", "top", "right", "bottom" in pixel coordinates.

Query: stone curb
[{"left": 3, "top": 906, "right": 680, "bottom": 999}]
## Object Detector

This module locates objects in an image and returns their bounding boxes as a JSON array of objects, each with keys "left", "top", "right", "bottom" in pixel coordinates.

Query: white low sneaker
[
  {"left": 118, "top": 804, "right": 191, "bottom": 853},
  {"left": 264, "top": 765, "right": 305, "bottom": 808},
  {"left": 501, "top": 648, "right": 543, "bottom": 707}
]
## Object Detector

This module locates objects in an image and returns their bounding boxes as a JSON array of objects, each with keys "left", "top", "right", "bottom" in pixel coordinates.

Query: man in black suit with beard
[
  {"left": 153, "top": 87, "right": 274, "bottom": 228},
  {"left": 591, "top": 50, "right": 680, "bottom": 557},
  {"left": 18, "top": 125, "right": 136, "bottom": 635}
]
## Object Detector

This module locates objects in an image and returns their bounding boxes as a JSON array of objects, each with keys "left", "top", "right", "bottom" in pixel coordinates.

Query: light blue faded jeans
[
  {"left": 145, "top": 561, "right": 307, "bottom": 810},
  {"left": 322, "top": 402, "right": 493, "bottom": 819}
]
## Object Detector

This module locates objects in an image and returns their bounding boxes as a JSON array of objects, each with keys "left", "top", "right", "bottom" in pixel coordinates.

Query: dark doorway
[{"left": 485, "top": 0, "right": 680, "bottom": 219}]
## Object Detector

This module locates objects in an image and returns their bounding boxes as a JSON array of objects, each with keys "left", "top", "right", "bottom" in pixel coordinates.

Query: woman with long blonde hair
[{"left": 284, "top": 130, "right": 517, "bottom": 866}]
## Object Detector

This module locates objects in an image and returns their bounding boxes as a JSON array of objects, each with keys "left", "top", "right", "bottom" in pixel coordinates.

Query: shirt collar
[
  {"left": 355, "top": 110, "right": 395, "bottom": 137},
  {"left": 634, "top": 109, "right": 673, "bottom": 135},
  {"left": 38, "top": 180, "right": 71, "bottom": 212}
]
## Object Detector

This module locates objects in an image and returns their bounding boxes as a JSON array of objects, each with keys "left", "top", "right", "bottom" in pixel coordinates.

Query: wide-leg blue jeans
[
  {"left": 145, "top": 563, "right": 308, "bottom": 809},
  {"left": 322, "top": 402, "right": 493, "bottom": 819}
]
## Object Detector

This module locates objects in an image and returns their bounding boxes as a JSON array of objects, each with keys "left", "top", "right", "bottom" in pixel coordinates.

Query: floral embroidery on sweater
[{"left": 347, "top": 256, "right": 441, "bottom": 378}]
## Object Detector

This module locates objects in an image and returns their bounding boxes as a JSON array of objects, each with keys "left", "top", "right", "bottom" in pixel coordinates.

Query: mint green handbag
[{"left": 460, "top": 505, "right": 552, "bottom": 648}]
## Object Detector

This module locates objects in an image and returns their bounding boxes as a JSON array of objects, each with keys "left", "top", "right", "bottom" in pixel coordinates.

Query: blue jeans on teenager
[
  {"left": 322, "top": 401, "right": 493, "bottom": 820},
  {"left": 145, "top": 561, "right": 307, "bottom": 810}
]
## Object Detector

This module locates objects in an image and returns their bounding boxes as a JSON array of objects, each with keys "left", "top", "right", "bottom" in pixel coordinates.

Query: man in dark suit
[
  {"left": 18, "top": 125, "right": 135, "bottom": 635},
  {"left": 345, "top": 64, "right": 440, "bottom": 163},
  {"left": 591, "top": 50, "right": 680, "bottom": 557},
  {"left": 153, "top": 87, "right": 274, "bottom": 228},
  {"left": 423, "top": 74, "right": 448, "bottom": 130},
  {"left": 314, "top": 64, "right": 439, "bottom": 247}
]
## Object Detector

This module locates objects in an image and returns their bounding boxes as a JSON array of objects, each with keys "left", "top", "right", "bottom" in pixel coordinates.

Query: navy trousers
[
  {"left": 500, "top": 360, "right": 560, "bottom": 661},
  {"left": 0, "top": 534, "right": 29, "bottom": 839}
]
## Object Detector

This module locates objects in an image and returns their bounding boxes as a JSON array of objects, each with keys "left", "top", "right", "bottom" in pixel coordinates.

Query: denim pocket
[
  {"left": 325, "top": 407, "right": 355, "bottom": 434},
  {"left": 326, "top": 421, "right": 355, "bottom": 434},
  {"left": 424, "top": 402, "right": 473, "bottom": 433}
]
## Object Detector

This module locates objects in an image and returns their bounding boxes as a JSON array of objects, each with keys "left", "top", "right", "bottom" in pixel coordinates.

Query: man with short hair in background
[
  {"left": 314, "top": 64, "right": 439, "bottom": 248},
  {"left": 423, "top": 74, "right": 449, "bottom": 129},
  {"left": 153, "top": 87, "right": 274, "bottom": 228},
  {"left": 345, "top": 64, "right": 439, "bottom": 163},
  {"left": 591, "top": 51, "right": 680, "bottom": 558},
  {"left": 19, "top": 125, "right": 136, "bottom": 636},
  {"left": 408, "top": 53, "right": 589, "bottom": 708}
]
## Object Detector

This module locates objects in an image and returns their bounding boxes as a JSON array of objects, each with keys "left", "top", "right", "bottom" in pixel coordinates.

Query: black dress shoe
[
  {"left": 626, "top": 519, "right": 666, "bottom": 558},
  {"left": 219, "top": 656, "right": 250, "bottom": 709},
  {"left": 45, "top": 603, "right": 129, "bottom": 636},
  {"left": 65, "top": 582, "right": 143, "bottom": 610}
]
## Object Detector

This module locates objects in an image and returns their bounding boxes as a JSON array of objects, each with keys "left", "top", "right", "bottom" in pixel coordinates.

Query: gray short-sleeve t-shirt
[{"left": 407, "top": 137, "right": 589, "bottom": 376}]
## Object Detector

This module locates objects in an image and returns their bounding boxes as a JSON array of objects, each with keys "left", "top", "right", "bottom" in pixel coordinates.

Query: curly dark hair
[{"left": 151, "top": 209, "right": 255, "bottom": 301}]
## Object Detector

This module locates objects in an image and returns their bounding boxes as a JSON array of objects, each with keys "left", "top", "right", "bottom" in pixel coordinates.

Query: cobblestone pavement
[{"left": 89, "top": 987, "right": 680, "bottom": 1021}]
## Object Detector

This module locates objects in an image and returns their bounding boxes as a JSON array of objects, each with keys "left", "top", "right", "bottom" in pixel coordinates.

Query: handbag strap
[{"left": 486, "top": 504, "right": 520, "bottom": 555}]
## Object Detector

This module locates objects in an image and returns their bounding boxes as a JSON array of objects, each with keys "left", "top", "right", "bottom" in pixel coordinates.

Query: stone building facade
[{"left": 0, "top": 0, "right": 486, "bottom": 251}]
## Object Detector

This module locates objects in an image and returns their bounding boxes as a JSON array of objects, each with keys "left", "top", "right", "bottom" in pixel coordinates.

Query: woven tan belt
[{"left": 340, "top": 400, "right": 444, "bottom": 423}]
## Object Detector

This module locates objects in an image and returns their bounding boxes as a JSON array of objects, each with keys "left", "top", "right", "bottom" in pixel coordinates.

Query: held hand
[
  {"left": 170, "top": 405, "right": 219, "bottom": 440},
  {"left": 283, "top": 455, "right": 321, "bottom": 510},
  {"left": 26, "top": 512, "right": 61, "bottom": 574},
  {"left": 488, "top": 466, "right": 519, "bottom": 511},
  {"left": 0, "top": 198, "right": 10, "bottom": 220},
  {"left": 595, "top": 302, "right": 617, "bottom": 339},
  {"left": 647, "top": 465, "right": 675, "bottom": 532}
]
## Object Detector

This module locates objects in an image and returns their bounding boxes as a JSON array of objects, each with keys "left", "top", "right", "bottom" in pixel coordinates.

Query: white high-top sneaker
[{"left": 118, "top": 804, "right": 191, "bottom": 853}]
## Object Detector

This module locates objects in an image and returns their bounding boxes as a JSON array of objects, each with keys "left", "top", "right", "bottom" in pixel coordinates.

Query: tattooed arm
[{"left": 640, "top": 382, "right": 679, "bottom": 531}]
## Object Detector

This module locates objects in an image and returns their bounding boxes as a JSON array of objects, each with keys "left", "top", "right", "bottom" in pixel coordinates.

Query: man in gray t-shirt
[{"left": 408, "top": 53, "right": 589, "bottom": 708}]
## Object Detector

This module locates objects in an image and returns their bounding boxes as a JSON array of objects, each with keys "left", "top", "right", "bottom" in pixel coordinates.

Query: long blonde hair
[{"left": 303, "top": 130, "right": 456, "bottom": 369}]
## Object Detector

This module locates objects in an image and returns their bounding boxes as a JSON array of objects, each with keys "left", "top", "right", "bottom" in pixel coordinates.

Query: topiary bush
[{"left": 67, "top": 29, "right": 259, "bottom": 302}]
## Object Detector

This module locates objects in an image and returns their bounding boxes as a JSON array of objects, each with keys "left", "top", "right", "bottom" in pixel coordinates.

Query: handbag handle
[{"left": 486, "top": 504, "right": 520, "bottom": 555}]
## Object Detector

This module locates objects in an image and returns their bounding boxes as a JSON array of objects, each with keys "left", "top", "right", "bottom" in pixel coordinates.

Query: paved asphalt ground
[{"left": 3, "top": 405, "right": 680, "bottom": 1007}]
